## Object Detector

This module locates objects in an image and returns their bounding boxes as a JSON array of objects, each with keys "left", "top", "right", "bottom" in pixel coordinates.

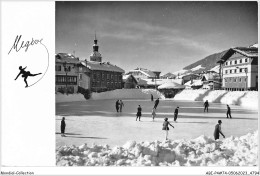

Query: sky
[{"left": 56, "top": 1, "right": 257, "bottom": 75}]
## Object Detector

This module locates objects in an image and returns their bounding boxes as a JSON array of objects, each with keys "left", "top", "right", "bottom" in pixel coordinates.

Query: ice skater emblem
[{"left": 15, "top": 66, "right": 42, "bottom": 88}]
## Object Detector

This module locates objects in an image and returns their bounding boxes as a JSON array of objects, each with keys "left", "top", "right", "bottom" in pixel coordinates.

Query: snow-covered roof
[
  {"left": 217, "top": 46, "right": 258, "bottom": 63},
  {"left": 56, "top": 53, "right": 80, "bottom": 64},
  {"left": 158, "top": 82, "right": 185, "bottom": 89},
  {"left": 129, "top": 68, "right": 156, "bottom": 78},
  {"left": 81, "top": 61, "right": 125, "bottom": 73}
]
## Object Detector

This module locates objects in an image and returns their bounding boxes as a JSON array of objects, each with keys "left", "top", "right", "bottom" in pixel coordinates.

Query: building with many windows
[
  {"left": 55, "top": 34, "right": 124, "bottom": 94},
  {"left": 217, "top": 45, "right": 258, "bottom": 91},
  {"left": 55, "top": 53, "right": 91, "bottom": 94},
  {"left": 82, "top": 34, "right": 124, "bottom": 92}
]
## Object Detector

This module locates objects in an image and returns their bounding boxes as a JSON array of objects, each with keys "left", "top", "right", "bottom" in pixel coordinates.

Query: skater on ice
[
  {"left": 14, "top": 66, "right": 42, "bottom": 88},
  {"left": 173, "top": 107, "right": 179, "bottom": 122},
  {"left": 115, "top": 100, "right": 119, "bottom": 112},
  {"left": 204, "top": 100, "right": 209, "bottom": 112},
  {"left": 151, "top": 94, "right": 154, "bottom": 101},
  {"left": 154, "top": 98, "right": 160, "bottom": 109},
  {"left": 226, "top": 105, "right": 232, "bottom": 118},
  {"left": 136, "top": 105, "right": 142, "bottom": 121},
  {"left": 214, "top": 120, "right": 225, "bottom": 140},
  {"left": 151, "top": 107, "right": 156, "bottom": 121},
  {"left": 119, "top": 100, "right": 124, "bottom": 112},
  {"left": 61, "top": 117, "right": 66, "bottom": 137},
  {"left": 162, "top": 118, "right": 174, "bottom": 140}
]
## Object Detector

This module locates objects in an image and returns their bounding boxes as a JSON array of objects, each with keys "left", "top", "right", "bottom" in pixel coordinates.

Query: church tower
[{"left": 90, "top": 32, "right": 102, "bottom": 62}]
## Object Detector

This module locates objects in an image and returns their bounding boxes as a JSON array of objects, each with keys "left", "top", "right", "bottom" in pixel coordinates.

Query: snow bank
[
  {"left": 91, "top": 89, "right": 165, "bottom": 100},
  {"left": 56, "top": 131, "right": 258, "bottom": 166},
  {"left": 174, "top": 89, "right": 208, "bottom": 101},
  {"left": 174, "top": 90, "right": 258, "bottom": 109},
  {"left": 56, "top": 93, "right": 86, "bottom": 103}
]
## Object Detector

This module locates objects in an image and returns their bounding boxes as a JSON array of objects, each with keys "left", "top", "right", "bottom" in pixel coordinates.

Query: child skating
[{"left": 162, "top": 118, "right": 174, "bottom": 140}]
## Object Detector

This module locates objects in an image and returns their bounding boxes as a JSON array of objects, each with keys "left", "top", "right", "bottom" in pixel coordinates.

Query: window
[
  {"left": 240, "top": 59, "right": 242, "bottom": 63},
  {"left": 56, "top": 65, "right": 61, "bottom": 71},
  {"left": 234, "top": 69, "right": 237, "bottom": 73},
  {"left": 65, "top": 66, "right": 71, "bottom": 72},
  {"left": 245, "top": 58, "right": 248, "bottom": 62},
  {"left": 102, "top": 72, "right": 105, "bottom": 80},
  {"left": 240, "top": 68, "right": 242, "bottom": 73},
  {"left": 235, "top": 60, "right": 237, "bottom": 64},
  {"left": 234, "top": 78, "right": 236, "bottom": 82},
  {"left": 230, "top": 61, "right": 232, "bottom": 65},
  {"left": 226, "top": 62, "right": 228, "bottom": 66},
  {"left": 230, "top": 70, "right": 232, "bottom": 74},
  {"left": 107, "top": 74, "right": 110, "bottom": 80},
  {"left": 225, "top": 70, "right": 228, "bottom": 74},
  {"left": 79, "top": 73, "right": 82, "bottom": 80},
  {"left": 239, "top": 78, "right": 242, "bottom": 82}
]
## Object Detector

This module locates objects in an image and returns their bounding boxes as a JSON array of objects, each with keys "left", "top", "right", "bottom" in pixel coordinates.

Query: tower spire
[{"left": 90, "top": 31, "right": 102, "bottom": 62}]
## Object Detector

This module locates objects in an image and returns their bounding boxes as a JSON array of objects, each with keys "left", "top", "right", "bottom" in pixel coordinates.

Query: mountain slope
[{"left": 183, "top": 50, "right": 227, "bottom": 71}]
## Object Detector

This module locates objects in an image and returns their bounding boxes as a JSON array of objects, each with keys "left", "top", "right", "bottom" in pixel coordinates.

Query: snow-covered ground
[{"left": 56, "top": 130, "right": 258, "bottom": 166}]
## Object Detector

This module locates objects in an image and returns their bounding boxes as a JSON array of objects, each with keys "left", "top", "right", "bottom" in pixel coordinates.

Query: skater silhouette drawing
[{"left": 15, "top": 66, "right": 42, "bottom": 88}]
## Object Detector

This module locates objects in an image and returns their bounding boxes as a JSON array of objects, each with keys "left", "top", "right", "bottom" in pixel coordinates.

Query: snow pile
[
  {"left": 56, "top": 131, "right": 258, "bottom": 166},
  {"left": 91, "top": 89, "right": 165, "bottom": 100},
  {"left": 174, "top": 89, "right": 208, "bottom": 101},
  {"left": 56, "top": 93, "right": 86, "bottom": 103},
  {"left": 201, "top": 90, "right": 227, "bottom": 103},
  {"left": 174, "top": 90, "right": 258, "bottom": 109},
  {"left": 219, "top": 91, "right": 246, "bottom": 105},
  {"left": 238, "top": 91, "right": 259, "bottom": 109}
]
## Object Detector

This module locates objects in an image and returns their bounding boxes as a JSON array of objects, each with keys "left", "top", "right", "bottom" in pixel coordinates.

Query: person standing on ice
[
  {"left": 226, "top": 105, "right": 232, "bottom": 118},
  {"left": 204, "top": 100, "right": 209, "bottom": 112},
  {"left": 151, "top": 107, "right": 156, "bottom": 121},
  {"left": 214, "top": 120, "right": 225, "bottom": 140},
  {"left": 119, "top": 100, "right": 124, "bottom": 112},
  {"left": 162, "top": 118, "right": 174, "bottom": 140},
  {"left": 115, "top": 100, "right": 119, "bottom": 112},
  {"left": 15, "top": 66, "right": 42, "bottom": 88},
  {"left": 173, "top": 107, "right": 179, "bottom": 122},
  {"left": 151, "top": 94, "right": 154, "bottom": 101},
  {"left": 136, "top": 105, "right": 142, "bottom": 121},
  {"left": 154, "top": 98, "right": 160, "bottom": 109},
  {"left": 61, "top": 117, "right": 66, "bottom": 137}
]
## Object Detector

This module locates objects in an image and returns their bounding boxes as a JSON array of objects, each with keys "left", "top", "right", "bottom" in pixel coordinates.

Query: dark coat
[
  {"left": 137, "top": 107, "right": 142, "bottom": 116},
  {"left": 61, "top": 120, "right": 66, "bottom": 133}
]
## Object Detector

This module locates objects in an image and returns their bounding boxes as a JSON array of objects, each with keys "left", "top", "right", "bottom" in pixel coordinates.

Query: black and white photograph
[
  {"left": 55, "top": 1, "right": 258, "bottom": 168},
  {"left": 0, "top": 0, "right": 259, "bottom": 175}
]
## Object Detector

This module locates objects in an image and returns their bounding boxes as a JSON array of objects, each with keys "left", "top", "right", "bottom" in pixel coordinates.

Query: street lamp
[
  {"left": 236, "top": 67, "right": 248, "bottom": 91},
  {"left": 63, "top": 61, "right": 69, "bottom": 95}
]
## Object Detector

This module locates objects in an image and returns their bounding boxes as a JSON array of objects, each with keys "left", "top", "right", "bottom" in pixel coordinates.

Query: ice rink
[{"left": 56, "top": 99, "right": 258, "bottom": 148}]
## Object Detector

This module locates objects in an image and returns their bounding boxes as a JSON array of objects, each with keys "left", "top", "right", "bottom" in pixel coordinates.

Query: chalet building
[
  {"left": 123, "top": 74, "right": 138, "bottom": 88},
  {"left": 125, "top": 68, "right": 160, "bottom": 80},
  {"left": 55, "top": 53, "right": 91, "bottom": 94},
  {"left": 217, "top": 46, "right": 258, "bottom": 91},
  {"left": 83, "top": 34, "right": 124, "bottom": 92}
]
